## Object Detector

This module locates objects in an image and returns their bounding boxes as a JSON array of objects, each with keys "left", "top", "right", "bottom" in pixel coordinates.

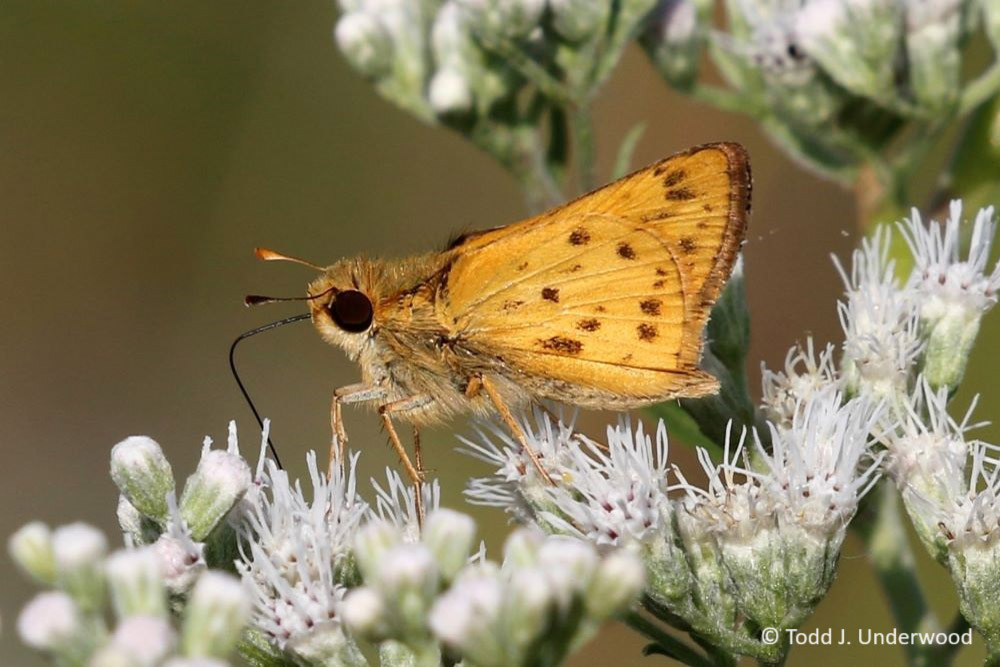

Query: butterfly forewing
[{"left": 437, "top": 143, "right": 749, "bottom": 400}]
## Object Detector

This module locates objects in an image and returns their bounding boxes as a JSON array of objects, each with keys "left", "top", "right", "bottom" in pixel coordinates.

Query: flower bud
[
  {"left": 376, "top": 545, "right": 439, "bottom": 639},
  {"left": 106, "top": 547, "right": 168, "bottom": 619},
  {"left": 180, "top": 572, "right": 250, "bottom": 658},
  {"left": 109, "top": 615, "right": 177, "bottom": 664},
  {"left": 353, "top": 519, "right": 401, "bottom": 582},
  {"left": 428, "top": 68, "right": 473, "bottom": 115},
  {"left": 421, "top": 508, "right": 476, "bottom": 581},
  {"left": 919, "top": 305, "right": 983, "bottom": 391},
  {"left": 111, "top": 436, "right": 175, "bottom": 524},
  {"left": 904, "top": 0, "right": 962, "bottom": 111},
  {"left": 537, "top": 536, "right": 598, "bottom": 606},
  {"left": 503, "top": 568, "right": 552, "bottom": 651},
  {"left": 586, "top": 549, "right": 646, "bottom": 619},
  {"left": 52, "top": 522, "right": 107, "bottom": 612},
  {"left": 342, "top": 587, "right": 389, "bottom": 640},
  {"left": 640, "top": 0, "right": 705, "bottom": 88},
  {"left": 17, "top": 592, "right": 86, "bottom": 653},
  {"left": 335, "top": 12, "right": 394, "bottom": 77},
  {"left": 795, "top": 0, "right": 902, "bottom": 102},
  {"left": 9, "top": 521, "right": 56, "bottom": 585},
  {"left": 429, "top": 566, "right": 503, "bottom": 664},
  {"left": 153, "top": 534, "right": 205, "bottom": 597},
  {"left": 179, "top": 450, "right": 251, "bottom": 541},
  {"left": 501, "top": 527, "right": 543, "bottom": 570},
  {"left": 455, "top": 0, "right": 545, "bottom": 40},
  {"left": 549, "top": 0, "right": 609, "bottom": 42}
]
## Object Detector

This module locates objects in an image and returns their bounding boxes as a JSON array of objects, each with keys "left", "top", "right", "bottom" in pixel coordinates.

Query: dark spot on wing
[
  {"left": 640, "top": 299, "right": 662, "bottom": 315},
  {"left": 502, "top": 299, "right": 524, "bottom": 312},
  {"left": 539, "top": 336, "right": 583, "bottom": 354},
  {"left": 569, "top": 228, "right": 590, "bottom": 245},
  {"left": 637, "top": 323, "right": 658, "bottom": 341},
  {"left": 595, "top": 305, "right": 607, "bottom": 312},
  {"left": 679, "top": 237, "right": 697, "bottom": 254},
  {"left": 655, "top": 267, "right": 668, "bottom": 276},
  {"left": 542, "top": 287, "right": 560, "bottom": 302},
  {"left": 665, "top": 187, "right": 696, "bottom": 201},
  {"left": 561, "top": 264, "right": 583, "bottom": 273},
  {"left": 517, "top": 261, "right": 529, "bottom": 271},
  {"left": 640, "top": 210, "right": 674, "bottom": 222},
  {"left": 662, "top": 169, "right": 686, "bottom": 187},
  {"left": 703, "top": 203, "right": 714, "bottom": 212},
  {"left": 653, "top": 280, "right": 666, "bottom": 289},
  {"left": 617, "top": 242, "right": 636, "bottom": 259},
  {"left": 577, "top": 318, "right": 601, "bottom": 332}
]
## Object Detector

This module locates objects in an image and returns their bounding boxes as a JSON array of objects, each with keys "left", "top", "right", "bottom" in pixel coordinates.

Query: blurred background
[{"left": 1, "top": 1, "right": 997, "bottom": 665}]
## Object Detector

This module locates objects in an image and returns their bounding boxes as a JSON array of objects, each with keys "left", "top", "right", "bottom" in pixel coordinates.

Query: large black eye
[{"left": 329, "top": 290, "right": 374, "bottom": 333}]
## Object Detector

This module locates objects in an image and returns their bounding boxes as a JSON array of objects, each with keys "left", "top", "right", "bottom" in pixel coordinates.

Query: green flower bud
[
  {"left": 52, "top": 522, "right": 107, "bottom": 612},
  {"left": 585, "top": 549, "right": 646, "bottom": 619},
  {"left": 421, "top": 508, "right": 476, "bottom": 581},
  {"left": 106, "top": 547, "right": 168, "bottom": 619},
  {"left": 353, "top": 519, "right": 401, "bottom": 582},
  {"left": 180, "top": 572, "right": 250, "bottom": 658},
  {"left": 549, "top": 0, "right": 610, "bottom": 42},
  {"left": 111, "top": 436, "right": 175, "bottom": 525},
  {"left": 795, "top": 0, "right": 902, "bottom": 102},
  {"left": 8, "top": 521, "right": 56, "bottom": 585},
  {"left": 904, "top": 0, "right": 962, "bottom": 111},
  {"left": 342, "top": 587, "right": 390, "bottom": 641},
  {"left": 179, "top": 450, "right": 250, "bottom": 541}
]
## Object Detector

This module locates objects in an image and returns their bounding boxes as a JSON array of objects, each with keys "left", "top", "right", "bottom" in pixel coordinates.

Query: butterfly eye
[{"left": 329, "top": 290, "right": 374, "bottom": 333}]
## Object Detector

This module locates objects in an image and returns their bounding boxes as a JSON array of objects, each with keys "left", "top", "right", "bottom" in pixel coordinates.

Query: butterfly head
[{"left": 306, "top": 261, "right": 377, "bottom": 358}]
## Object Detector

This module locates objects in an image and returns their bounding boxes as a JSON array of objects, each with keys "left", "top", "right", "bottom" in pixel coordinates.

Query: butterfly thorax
[{"left": 309, "top": 254, "right": 489, "bottom": 422}]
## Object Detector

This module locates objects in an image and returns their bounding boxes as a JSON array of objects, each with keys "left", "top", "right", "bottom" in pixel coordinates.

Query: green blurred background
[{"left": 1, "top": 2, "right": 997, "bottom": 665}]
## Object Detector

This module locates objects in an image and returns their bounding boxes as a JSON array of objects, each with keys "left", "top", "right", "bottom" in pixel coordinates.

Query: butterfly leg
[
  {"left": 329, "top": 383, "right": 387, "bottom": 476},
  {"left": 379, "top": 395, "right": 433, "bottom": 524},
  {"left": 478, "top": 375, "right": 555, "bottom": 485}
]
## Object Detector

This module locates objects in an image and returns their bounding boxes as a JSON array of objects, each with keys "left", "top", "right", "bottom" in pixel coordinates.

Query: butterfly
[{"left": 249, "top": 142, "right": 750, "bottom": 511}]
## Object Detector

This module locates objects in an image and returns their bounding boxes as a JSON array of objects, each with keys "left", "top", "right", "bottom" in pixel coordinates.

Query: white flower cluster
[
  {"left": 13, "top": 421, "right": 647, "bottom": 667},
  {"left": 343, "top": 513, "right": 644, "bottom": 667},
  {"left": 9, "top": 523, "right": 249, "bottom": 667},
  {"left": 464, "top": 393, "right": 880, "bottom": 660},
  {"left": 754, "top": 199, "right": 1000, "bottom": 648},
  {"left": 762, "top": 200, "right": 999, "bottom": 415},
  {"left": 641, "top": 0, "right": 1000, "bottom": 178}
]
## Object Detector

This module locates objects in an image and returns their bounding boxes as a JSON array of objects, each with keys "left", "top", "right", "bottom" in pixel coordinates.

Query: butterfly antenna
[
  {"left": 244, "top": 285, "right": 336, "bottom": 307},
  {"left": 255, "top": 247, "right": 324, "bottom": 271},
  {"left": 229, "top": 313, "right": 311, "bottom": 469}
]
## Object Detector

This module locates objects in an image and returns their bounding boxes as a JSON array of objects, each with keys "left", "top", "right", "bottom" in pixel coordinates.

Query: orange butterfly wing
[{"left": 437, "top": 143, "right": 750, "bottom": 402}]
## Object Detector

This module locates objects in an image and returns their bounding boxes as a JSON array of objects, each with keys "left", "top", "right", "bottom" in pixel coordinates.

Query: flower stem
[
  {"left": 623, "top": 611, "right": 716, "bottom": 667},
  {"left": 856, "top": 483, "right": 942, "bottom": 667},
  {"left": 573, "top": 106, "right": 596, "bottom": 193}
]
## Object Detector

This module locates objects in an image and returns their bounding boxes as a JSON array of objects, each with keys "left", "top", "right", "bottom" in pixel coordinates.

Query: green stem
[
  {"left": 623, "top": 611, "right": 716, "bottom": 667},
  {"left": 573, "top": 106, "right": 596, "bottom": 193},
  {"left": 856, "top": 483, "right": 941, "bottom": 667},
  {"left": 958, "top": 62, "right": 1000, "bottom": 116}
]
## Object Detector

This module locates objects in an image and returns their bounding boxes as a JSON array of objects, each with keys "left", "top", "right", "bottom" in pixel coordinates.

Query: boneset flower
[{"left": 900, "top": 201, "right": 1000, "bottom": 391}]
